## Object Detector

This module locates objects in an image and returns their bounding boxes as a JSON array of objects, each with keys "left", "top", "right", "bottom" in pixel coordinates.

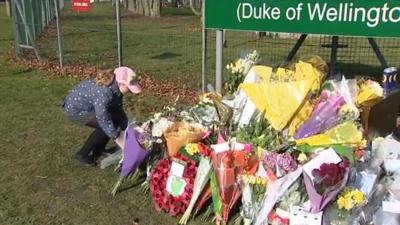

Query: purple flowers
[
  {"left": 262, "top": 152, "right": 298, "bottom": 176},
  {"left": 311, "top": 158, "right": 350, "bottom": 195},
  {"left": 295, "top": 92, "right": 345, "bottom": 139}
]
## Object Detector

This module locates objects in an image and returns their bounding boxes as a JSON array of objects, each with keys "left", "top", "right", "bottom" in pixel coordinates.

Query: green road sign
[{"left": 205, "top": 0, "right": 400, "bottom": 38}]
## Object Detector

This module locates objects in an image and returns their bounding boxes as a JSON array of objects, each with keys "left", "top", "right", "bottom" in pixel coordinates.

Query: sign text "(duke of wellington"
[{"left": 238, "top": 2, "right": 400, "bottom": 28}]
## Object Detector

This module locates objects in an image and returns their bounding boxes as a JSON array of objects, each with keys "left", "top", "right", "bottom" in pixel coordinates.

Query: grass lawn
[{"left": 0, "top": 4, "right": 209, "bottom": 225}]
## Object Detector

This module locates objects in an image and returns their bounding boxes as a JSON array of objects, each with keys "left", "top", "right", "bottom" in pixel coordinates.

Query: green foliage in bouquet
[
  {"left": 276, "top": 180, "right": 307, "bottom": 211},
  {"left": 235, "top": 111, "right": 283, "bottom": 150}
]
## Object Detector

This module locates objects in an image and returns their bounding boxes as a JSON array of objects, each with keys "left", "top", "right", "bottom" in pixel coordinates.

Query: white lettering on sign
[
  {"left": 236, "top": 2, "right": 400, "bottom": 28},
  {"left": 238, "top": 3, "right": 281, "bottom": 22},
  {"left": 73, "top": 3, "right": 89, "bottom": 7},
  {"left": 307, "top": 2, "right": 400, "bottom": 28}
]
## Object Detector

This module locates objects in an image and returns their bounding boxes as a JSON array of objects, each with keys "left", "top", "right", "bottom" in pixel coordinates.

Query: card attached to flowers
[
  {"left": 211, "top": 142, "right": 230, "bottom": 154},
  {"left": 166, "top": 159, "right": 187, "bottom": 197},
  {"left": 382, "top": 200, "right": 400, "bottom": 214},
  {"left": 289, "top": 206, "right": 322, "bottom": 225}
]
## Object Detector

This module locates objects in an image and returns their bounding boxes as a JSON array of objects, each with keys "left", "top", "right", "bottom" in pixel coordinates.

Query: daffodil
[
  {"left": 337, "top": 187, "right": 366, "bottom": 211},
  {"left": 337, "top": 196, "right": 353, "bottom": 210},
  {"left": 185, "top": 143, "right": 199, "bottom": 155},
  {"left": 352, "top": 190, "right": 365, "bottom": 204},
  {"left": 297, "top": 153, "right": 308, "bottom": 163}
]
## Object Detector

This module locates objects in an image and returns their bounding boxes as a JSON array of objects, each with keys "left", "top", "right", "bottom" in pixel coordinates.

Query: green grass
[{"left": 0, "top": 4, "right": 210, "bottom": 225}]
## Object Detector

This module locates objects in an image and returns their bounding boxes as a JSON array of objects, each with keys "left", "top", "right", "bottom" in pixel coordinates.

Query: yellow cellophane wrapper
[
  {"left": 253, "top": 65, "right": 273, "bottom": 81},
  {"left": 241, "top": 61, "right": 322, "bottom": 131},
  {"left": 356, "top": 81, "right": 384, "bottom": 107},
  {"left": 295, "top": 121, "right": 366, "bottom": 147},
  {"left": 288, "top": 100, "right": 315, "bottom": 136},
  {"left": 163, "top": 122, "right": 205, "bottom": 157}
]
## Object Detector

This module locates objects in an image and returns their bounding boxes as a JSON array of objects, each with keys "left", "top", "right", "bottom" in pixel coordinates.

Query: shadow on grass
[
  {"left": 161, "top": 7, "right": 199, "bottom": 17},
  {"left": 151, "top": 52, "right": 181, "bottom": 60},
  {"left": 336, "top": 63, "right": 383, "bottom": 80}
]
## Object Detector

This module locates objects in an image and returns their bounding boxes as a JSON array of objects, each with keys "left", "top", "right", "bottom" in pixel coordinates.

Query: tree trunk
[
  {"left": 5, "top": 0, "right": 11, "bottom": 17},
  {"left": 142, "top": 0, "right": 149, "bottom": 16},
  {"left": 128, "top": 0, "right": 160, "bottom": 17},
  {"left": 189, "top": 0, "right": 201, "bottom": 16},
  {"left": 150, "top": 0, "right": 160, "bottom": 17}
]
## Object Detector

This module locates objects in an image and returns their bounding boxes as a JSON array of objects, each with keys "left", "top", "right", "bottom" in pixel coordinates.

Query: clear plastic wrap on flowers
[
  {"left": 322, "top": 166, "right": 385, "bottom": 225},
  {"left": 294, "top": 92, "right": 345, "bottom": 139},
  {"left": 372, "top": 175, "right": 400, "bottom": 225},
  {"left": 211, "top": 150, "right": 242, "bottom": 224},
  {"left": 179, "top": 156, "right": 212, "bottom": 225},
  {"left": 348, "top": 189, "right": 385, "bottom": 225},
  {"left": 237, "top": 172, "right": 267, "bottom": 225},
  {"left": 253, "top": 167, "right": 303, "bottom": 225},
  {"left": 223, "top": 66, "right": 261, "bottom": 127}
]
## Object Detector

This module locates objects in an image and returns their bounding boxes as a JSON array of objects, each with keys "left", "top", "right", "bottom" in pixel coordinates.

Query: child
[{"left": 63, "top": 66, "right": 142, "bottom": 166}]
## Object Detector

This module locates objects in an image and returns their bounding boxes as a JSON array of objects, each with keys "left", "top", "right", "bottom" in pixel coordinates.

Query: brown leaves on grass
[{"left": 6, "top": 50, "right": 198, "bottom": 104}]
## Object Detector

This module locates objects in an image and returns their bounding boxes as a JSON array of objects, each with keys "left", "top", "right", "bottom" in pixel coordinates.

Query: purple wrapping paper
[
  {"left": 294, "top": 94, "right": 345, "bottom": 139},
  {"left": 303, "top": 167, "right": 349, "bottom": 213},
  {"left": 121, "top": 127, "right": 150, "bottom": 177}
]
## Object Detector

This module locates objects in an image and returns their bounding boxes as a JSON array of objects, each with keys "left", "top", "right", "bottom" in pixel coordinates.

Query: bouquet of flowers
[
  {"left": 210, "top": 142, "right": 254, "bottom": 224},
  {"left": 179, "top": 143, "right": 213, "bottom": 225},
  {"left": 225, "top": 50, "right": 259, "bottom": 95},
  {"left": 323, "top": 187, "right": 367, "bottom": 225},
  {"left": 254, "top": 167, "right": 303, "bottom": 225},
  {"left": 268, "top": 180, "right": 307, "bottom": 225},
  {"left": 164, "top": 122, "right": 205, "bottom": 157},
  {"left": 237, "top": 173, "right": 268, "bottom": 225},
  {"left": 211, "top": 148, "right": 240, "bottom": 224},
  {"left": 111, "top": 124, "right": 153, "bottom": 195},
  {"left": 356, "top": 79, "right": 384, "bottom": 106},
  {"left": 294, "top": 91, "right": 345, "bottom": 139},
  {"left": 296, "top": 122, "right": 366, "bottom": 148},
  {"left": 241, "top": 61, "right": 322, "bottom": 131},
  {"left": 303, "top": 149, "right": 350, "bottom": 213}
]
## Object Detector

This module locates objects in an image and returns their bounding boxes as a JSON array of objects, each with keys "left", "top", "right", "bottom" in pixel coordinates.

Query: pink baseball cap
[{"left": 114, "top": 66, "right": 142, "bottom": 94}]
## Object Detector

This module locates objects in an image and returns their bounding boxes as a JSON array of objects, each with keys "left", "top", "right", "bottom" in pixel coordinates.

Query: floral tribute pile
[{"left": 111, "top": 51, "right": 400, "bottom": 225}]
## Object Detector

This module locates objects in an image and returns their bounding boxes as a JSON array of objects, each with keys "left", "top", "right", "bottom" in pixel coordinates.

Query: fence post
[
  {"left": 116, "top": 0, "right": 123, "bottom": 67},
  {"left": 11, "top": 0, "right": 21, "bottom": 56},
  {"left": 5, "top": 0, "right": 11, "bottom": 17},
  {"left": 54, "top": 0, "right": 64, "bottom": 67},
  {"left": 201, "top": 0, "right": 207, "bottom": 93},
  {"left": 216, "top": 29, "right": 223, "bottom": 93}
]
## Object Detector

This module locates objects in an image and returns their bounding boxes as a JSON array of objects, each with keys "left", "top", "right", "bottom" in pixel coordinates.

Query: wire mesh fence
[
  {"left": 16, "top": 1, "right": 400, "bottom": 90},
  {"left": 12, "top": 0, "right": 63, "bottom": 50}
]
